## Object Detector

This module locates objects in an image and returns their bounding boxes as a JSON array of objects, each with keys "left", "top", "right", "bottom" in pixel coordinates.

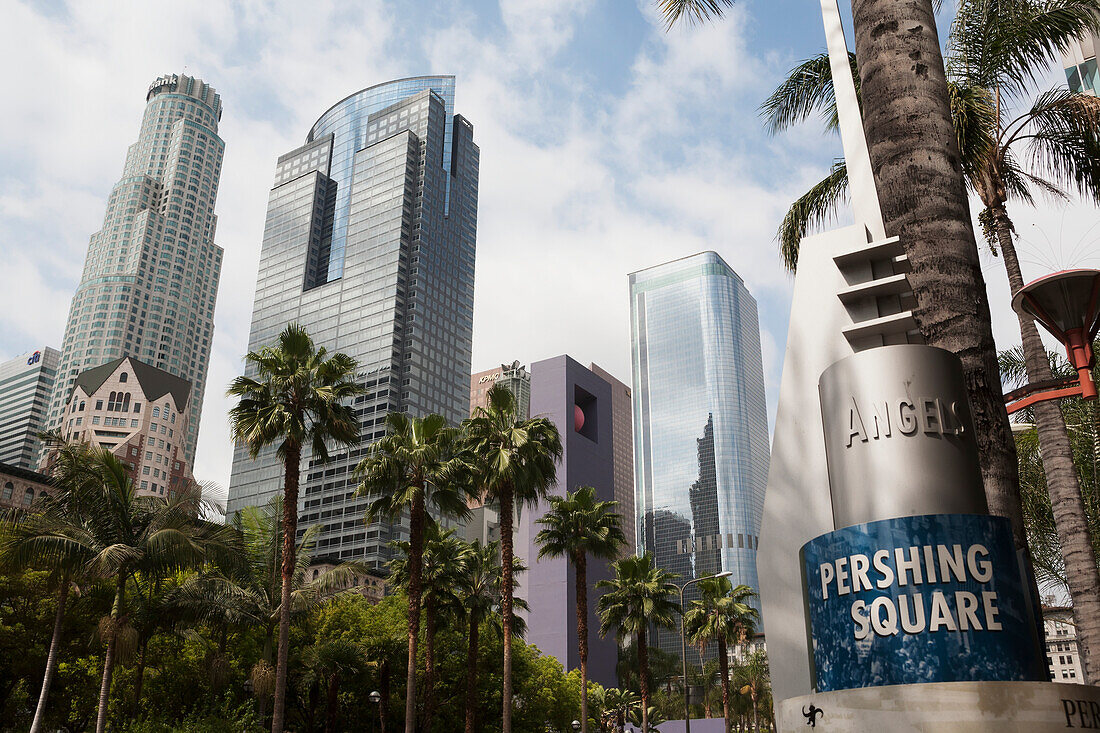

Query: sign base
[{"left": 777, "top": 681, "right": 1100, "bottom": 731}]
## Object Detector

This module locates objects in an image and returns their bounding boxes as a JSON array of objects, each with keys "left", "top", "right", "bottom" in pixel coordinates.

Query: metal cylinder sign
[
  {"left": 818, "top": 345, "right": 988, "bottom": 529},
  {"left": 801, "top": 514, "right": 1046, "bottom": 691}
]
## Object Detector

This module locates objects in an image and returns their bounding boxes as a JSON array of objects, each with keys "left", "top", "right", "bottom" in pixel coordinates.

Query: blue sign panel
[{"left": 801, "top": 514, "right": 1046, "bottom": 692}]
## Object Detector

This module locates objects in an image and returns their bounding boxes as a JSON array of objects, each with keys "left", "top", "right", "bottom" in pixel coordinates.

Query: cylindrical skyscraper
[{"left": 46, "top": 73, "right": 225, "bottom": 468}]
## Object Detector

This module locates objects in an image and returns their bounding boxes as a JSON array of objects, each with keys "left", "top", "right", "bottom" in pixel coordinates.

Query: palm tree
[
  {"left": 599, "top": 687, "right": 640, "bottom": 733},
  {"left": 300, "top": 638, "right": 367, "bottom": 733},
  {"left": 761, "top": 0, "right": 1100, "bottom": 679},
  {"left": 732, "top": 649, "right": 771, "bottom": 732},
  {"left": 389, "top": 523, "right": 471, "bottom": 732},
  {"left": 227, "top": 323, "right": 363, "bottom": 732},
  {"left": 0, "top": 438, "right": 99, "bottom": 733},
  {"left": 463, "top": 384, "right": 562, "bottom": 733},
  {"left": 597, "top": 554, "right": 679, "bottom": 733},
  {"left": 659, "top": 0, "right": 1027, "bottom": 589},
  {"left": 683, "top": 578, "right": 758, "bottom": 733},
  {"left": 535, "top": 486, "right": 626, "bottom": 733},
  {"left": 356, "top": 411, "right": 471, "bottom": 733},
  {"left": 171, "top": 497, "right": 366, "bottom": 724}
]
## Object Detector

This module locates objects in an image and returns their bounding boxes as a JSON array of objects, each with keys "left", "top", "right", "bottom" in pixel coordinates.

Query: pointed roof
[{"left": 73, "top": 357, "right": 191, "bottom": 411}]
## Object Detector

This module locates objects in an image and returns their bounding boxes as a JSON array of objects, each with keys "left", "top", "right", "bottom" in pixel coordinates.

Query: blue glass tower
[
  {"left": 630, "top": 251, "right": 770, "bottom": 660},
  {"left": 228, "top": 77, "right": 478, "bottom": 566}
]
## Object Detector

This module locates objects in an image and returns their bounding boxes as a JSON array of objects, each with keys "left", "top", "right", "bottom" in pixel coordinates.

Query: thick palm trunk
[
  {"left": 575, "top": 551, "right": 589, "bottom": 733},
  {"left": 272, "top": 440, "right": 301, "bottom": 733},
  {"left": 404, "top": 491, "right": 427, "bottom": 733},
  {"left": 637, "top": 629, "right": 651, "bottom": 733},
  {"left": 95, "top": 576, "right": 126, "bottom": 733},
  {"left": 500, "top": 487, "right": 516, "bottom": 733},
  {"left": 29, "top": 579, "right": 70, "bottom": 733},
  {"left": 850, "top": 0, "right": 1024, "bottom": 545},
  {"left": 718, "top": 638, "right": 730, "bottom": 733},
  {"left": 324, "top": 674, "right": 339, "bottom": 733},
  {"left": 993, "top": 204, "right": 1100, "bottom": 682},
  {"left": 464, "top": 614, "right": 480, "bottom": 733}
]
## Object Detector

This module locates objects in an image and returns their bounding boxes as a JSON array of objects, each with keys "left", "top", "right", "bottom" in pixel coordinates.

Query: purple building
[{"left": 515, "top": 355, "right": 625, "bottom": 687}]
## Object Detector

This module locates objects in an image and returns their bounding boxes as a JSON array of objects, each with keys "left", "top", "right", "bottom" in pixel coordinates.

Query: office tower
[
  {"left": 629, "top": 251, "right": 770, "bottom": 660},
  {"left": 589, "top": 363, "right": 635, "bottom": 554},
  {"left": 514, "top": 355, "right": 625, "bottom": 687},
  {"left": 227, "top": 77, "right": 478, "bottom": 567},
  {"left": 1063, "top": 32, "right": 1099, "bottom": 94},
  {"left": 0, "top": 348, "right": 60, "bottom": 468},
  {"left": 46, "top": 73, "right": 224, "bottom": 466},
  {"left": 470, "top": 360, "right": 530, "bottom": 417},
  {"left": 55, "top": 357, "right": 193, "bottom": 498}
]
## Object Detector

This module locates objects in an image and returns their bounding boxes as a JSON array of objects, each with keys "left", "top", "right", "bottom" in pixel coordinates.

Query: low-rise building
[
  {"left": 0, "top": 461, "right": 53, "bottom": 511},
  {"left": 51, "top": 357, "right": 194, "bottom": 498},
  {"left": 1045, "top": 606, "right": 1085, "bottom": 682},
  {"left": 308, "top": 561, "right": 387, "bottom": 605}
]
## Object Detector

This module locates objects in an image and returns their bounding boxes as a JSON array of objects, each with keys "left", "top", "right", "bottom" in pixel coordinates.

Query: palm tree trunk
[
  {"left": 29, "top": 579, "right": 70, "bottom": 733},
  {"left": 637, "top": 628, "right": 651, "bottom": 733},
  {"left": 850, "top": 0, "right": 1025, "bottom": 546},
  {"left": 464, "top": 614, "right": 480, "bottom": 733},
  {"left": 324, "top": 673, "right": 339, "bottom": 733},
  {"left": 380, "top": 657, "right": 390, "bottom": 733},
  {"left": 500, "top": 487, "right": 515, "bottom": 733},
  {"left": 272, "top": 440, "right": 302, "bottom": 733},
  {"left": 718, "top": 638, "right": 730, "bottom": 733},
  {"left": 575, "top": 550, "right": 589, "bottom": 733},
  {"left": 993, "top": 203, "right": 1100, "bottom": 682},
  {"left": 404, "top": 490, "right": 427, "bottom": 733},
  {"left": 95, "top": 575, "right": 126, "bottom": 733},
  {"left": 132, "top": 635, "right": 149, "bottom": 716},
  {"left": 750, "top": 689, "right": 758, "bottom": 732},
  {"left": 259, "top": 627, "right": 273, "bottom": 723},
  {"left": 422, "top": 598, "right": 437, "bottom": 733}
]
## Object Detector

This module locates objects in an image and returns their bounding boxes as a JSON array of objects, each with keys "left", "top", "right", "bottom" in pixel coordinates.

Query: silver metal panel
[{"left": 819, "top": 345, "right": 987, "bottom": 529}]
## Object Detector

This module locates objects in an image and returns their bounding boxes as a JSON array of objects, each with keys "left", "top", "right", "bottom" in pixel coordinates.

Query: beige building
[
  {"left": 1045, "top": 606, "right": 1085, "bottom": 682},
  {"left": 53, "top": 356, "right": 193, "bottom": 498},
  {"left": 0, "top": 462, "right": 53, "bottom": 511},
  {"left": 469, "top": 361, "right": 530, "bottom": 418}
]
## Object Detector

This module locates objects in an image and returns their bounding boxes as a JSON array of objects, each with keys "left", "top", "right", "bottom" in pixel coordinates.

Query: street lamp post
[
  {"left": 368, "top": 690, "right": 381, "bottom": 733},
  {"left": 677, "top": 570, "right": 732, "bottom": 733}
]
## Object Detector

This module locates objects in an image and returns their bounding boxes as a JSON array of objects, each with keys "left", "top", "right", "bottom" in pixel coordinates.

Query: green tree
[
  {"left": 597, "top": 555, "right": 679, "bottom": 732},
  {"left": 227, "top": 323, "right": 362, "bottom": 733},
  {"left": 0, "top": 438, "right": 101, "bottom": 733},
  {"left": 683, "top": 578, "right": 758, "bottom": 733},
  {"left": 761, "top": 0, "right": 1100, "bottom": 678},
  {"left": 298, "top": 638, "right": 366, "bottom": 733},
  {"left": 535, "top": 486, "right": 626, "bottom": 733},
  {"left": 463, "top": 384, "right": 562, "bottom": 733},
  {"left": 388, "top": 523, "right": 470, "bottom": 732},
  {"left": 732, "top": 649, "right": 772, "bottom": 731},
  {"left": 355, "top": 411, "right": 470, "bottom": 733}
]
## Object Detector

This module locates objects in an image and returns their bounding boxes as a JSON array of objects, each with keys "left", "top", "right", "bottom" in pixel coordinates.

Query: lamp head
[
  {"left": 369, "top": 690, "right": 381, "bottom": 704},
  {"left": 716, "top": 571, "right": 733, "bottom": 578}
]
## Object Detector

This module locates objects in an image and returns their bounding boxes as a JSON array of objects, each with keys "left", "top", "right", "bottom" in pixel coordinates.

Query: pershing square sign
[{"left": 801, "top": 513, "right": 1046, "bottom": 692}]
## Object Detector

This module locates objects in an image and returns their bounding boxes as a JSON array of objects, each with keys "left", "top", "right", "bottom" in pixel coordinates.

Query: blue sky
[{"left": 1, "top": 0, "right": 1096, "bottom": 491}]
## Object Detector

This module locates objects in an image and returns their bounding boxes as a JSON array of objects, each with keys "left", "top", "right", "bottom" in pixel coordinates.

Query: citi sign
[{"left": 26, "top": 351, "right": 41, "bottom": 366}]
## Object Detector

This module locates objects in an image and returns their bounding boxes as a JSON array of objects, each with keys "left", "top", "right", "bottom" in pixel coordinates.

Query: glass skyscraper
[
  {"left": 46, "top": 73, "right": 224, "bottom": 465},
  {"left": 630, "top": 251, "right": 770, "bottom": 659},
  {"left": 227, "top": 76, "right": 478, "bottom": 567}
]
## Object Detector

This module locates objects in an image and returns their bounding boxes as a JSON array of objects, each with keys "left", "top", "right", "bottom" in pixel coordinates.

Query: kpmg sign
[{"left": 799, "top": 345, "right": 1045, "bottom": 693}]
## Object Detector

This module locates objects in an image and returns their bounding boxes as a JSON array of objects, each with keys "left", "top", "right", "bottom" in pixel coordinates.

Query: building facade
[
  {"left": 0, "top": 348, "right": 60, "bottom": 468},
  {"left": 227, "top": 77, "right": 478, "bottom": 568},
  {"left": 1063, "top": 32, "right": 1099, "bottom": 95},
  {"left": 0, "top": 462, "right": 53, "bottom": 511},
  {"left": 589, "top": 363, "right": 635, "bottom": 555},
  {"left": 513, "top": 355, "right": 628, "bottom": 687},
  {"left": 47, "top": 73, "right": 224, "bottom": 465},
  {"left": 630, "top": 251, "right": 770, "bottom": 660},
  {"left": 55, "top": 357, "right": 193, "bottom": 498},
  {"left": 1045, "top": 606, "right": 1085, "bottom": 682},
  {"left": 470, "top": 360, "right": 530, "bottom": 417}
]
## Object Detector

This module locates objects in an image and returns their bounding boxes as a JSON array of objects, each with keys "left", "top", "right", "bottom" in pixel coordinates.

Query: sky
[{"left": 1, "top": 0, "right": 1098, "bottom": 496}]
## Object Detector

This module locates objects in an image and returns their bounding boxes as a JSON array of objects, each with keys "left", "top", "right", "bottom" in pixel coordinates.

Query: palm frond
[
  {"left": 777, "top": 162, "right": 849, "bottom": 271},
  {"left": 656, "top": 0, "right": 736, "bottom": 29},
  {"left": 759, "top": 51, "right": 859, "bottom": 135}
]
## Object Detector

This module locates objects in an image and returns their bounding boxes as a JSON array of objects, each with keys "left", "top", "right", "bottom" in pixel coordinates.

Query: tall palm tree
[
  {"left": 227, "top": 323, "right": 363, "bottom": 733},
  {"left": 597, "top": 554, "right": 679, "bottom": 733},
  {"left": 659, "top": 0, "right": 1027, "bottom": 584},
  {"left": 463, "top": 384, "right": 562, "bottom": 733},
  {"left": 0, "top": 438, "right": 99, "bottom": 733},
  {"left": 761, "top": 0, "right": 1100, "bottom": 679},
  {"left": 356, "top": 411, "right": 471, "bottom": 733},
  {"left": 683, "top": 578, "right": 758, "bottom": 733},
  {"left": 535, "top": 486, "right": 626, "bottom": 733},
  {"left": 389, "top": 523, "right": 471, "bottom": 732},
  {"left": 171, "top": 497, "right": 366, "bottom": 723}
]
